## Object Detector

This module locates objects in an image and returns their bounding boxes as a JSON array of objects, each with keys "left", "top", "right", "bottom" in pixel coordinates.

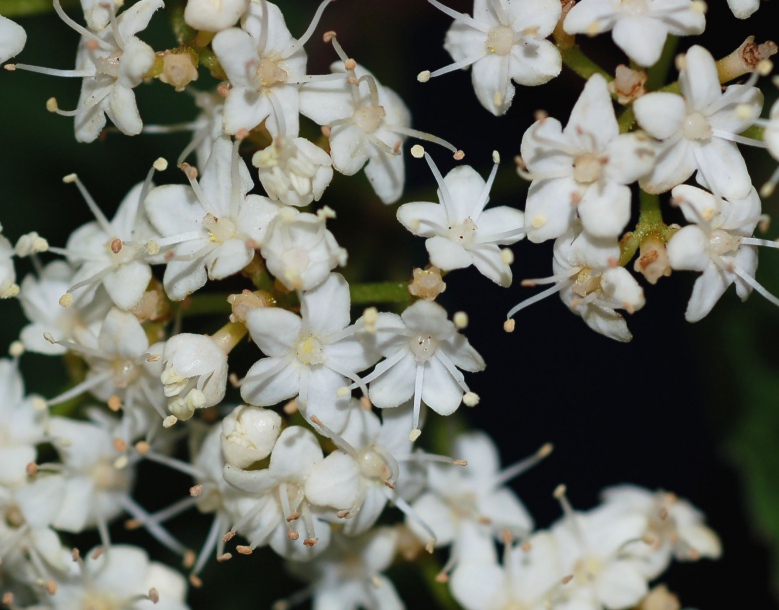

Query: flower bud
[
  {"left": 609, "top": 65, "right": 647, "bottom": 105},
  {"left": 161, "top": 334, "right": 228, "bottom": 421},
  {"left": 221, "top": 405, "right": 282, "bottom": 468},
  {"left": 159, "top": 52, "right": 199, "bottom": 92}
]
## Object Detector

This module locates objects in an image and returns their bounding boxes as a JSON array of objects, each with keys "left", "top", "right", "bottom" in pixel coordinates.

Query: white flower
[
  {"left": 0, "top": 15, "right": 26, "bottom": 64},
  {"left": 211, "top": 0, "right": 321, "bottom": 137},
  {"left": 507, "top": 226, "right": 645, "bottom": 342},
  {"left": 18, "top": 261, "right": 111, "bottom": 355},
  {"left": 422, "top": 0, "right": 562, "bottom": 115},
  {"left": 306, "top": 402, "right": 422, "bottom": 537},
  {"left": 519, "top": 74, "right": 655, "bottom": 243},
  {"left": 552, "top": 496, "right": 650, "bottom": 610},
  {"left": 300, "top": 60, "right": 414, "bottom": 204},
  {"left": 407, "top": 431, "right": 535, "bottom": 561},
  {"left": 54, "top": 177, "right": 158, "bottom": 310},
  {"left": 50, "top": 545, "right": 189, "bottom": 610},
  {"left": 184, "top": 0, "right": 249, "bottom": 31},
  {"left": 160, "top": 333, "right": 229, "bottom": 421},
  {"left": 563, "top": 0, "right": 705, "bottom": 67},
  {"left": 397, "top": 150, "right": 525, "bottom": 287},
  {"left": 600, "top": 485, "right": 721, "bottom": 579},
  {"left": 766, "top": 98, "right": 779, "bottom": 163},
  {"left": 260, "top": 207, "right": 346, "bottom": 291},
  {"left": 633, "top": 45, "right": 763, "bottom": 200},
  {"left": 728, "top": 0, "right": 760, "bottom": 18},
  {"left": 241, "top": 273, "right": 376, "bottom": 432},
  {"left": 16, "top": 0, "right": 164, "bottom": 142},
  {"left": 666, "top": 184, "right": 767, "bottom": 322},
  {"left": 223, "top": 425, "right": 334, "bottom": 559},
  {"left": 48, "top": 414, "right": 136, "bottom": 537},
  {"left": 0, "top": 359, "right": 47, "bottom": 486},
  {"left": 47, "top": 308, "right": 166, "bottom": 437},
  {"left": 252, "top": 136, "right": 333, "bottom": 207},
  {"left": 145, "top": 135, "right": 282, "bottom": 301},
  {"left": 284, "top": 527, "right": 403, "bottom": 610},
  {"left": 451, "top": 531, "right": 562, "bottom": 610},
  {"left": 221, "top": 405, "right": 282, "bottom": 468},
  {"left": 358, "top": 299, "right": 485, "bottom": 438}
]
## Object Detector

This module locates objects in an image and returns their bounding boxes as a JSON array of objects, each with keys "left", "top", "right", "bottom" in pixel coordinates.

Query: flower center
[
  {"left": 620, "top": 0, "right": 648, "bottom": 15},
  {"left": 448, "top": 218, "right": 477, "bottom": 244},
  {"left": 573, "top": 555, "right": 603, "bottom": 584},
  {"left": 95, "top": 50, "right": 122, "bottom": 78},
  {"left": 112, "top": 359, "right": 140, "bottom": 388},
  {"left": 410, "top": 334, "right": 438, "bottom": 363},
  {"left": 487, "top": 25, "right": 514, "bottom": 56},
  {"left": 203, "top": 214, "right": 238, "bottom": 243},
  {"left": 709, "top": 229, "right": 741, "bottom": 256},
  {"left": 105, "top": 238, "right": 136, "bottom": 265},
  {"left": 295, "top": 334, "right": 326, "bottom": 366},
  {"left": 5, "top": 505, "right": 24, "bottom": 528},
  {"left": 256, "top": 57, "right": 288, "bottom": 88},
  {"left": 682, "top": 112, "right": 712, "bottom": 140},
  {"left": 358, "top": 449, "right": 391, "bottom": 480},
  {"left": 81, "top": 592, "right": 122, "bottom": 610},
  {"left": 353, "top": 105, "right": 386, "bottom": 134},
  {"left": 573, "top": 152, "right": 604, "bottom": 184},
  {"left": 572, "top": 267, "right": 601, "bottom": 298},
  {"left": 91, "top": 460, "right": 128, "bottom": 490}
]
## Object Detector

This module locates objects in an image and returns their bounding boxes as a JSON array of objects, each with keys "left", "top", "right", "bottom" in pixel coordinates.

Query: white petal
[
  {"left": 422, "top": 357, "right": 463, "bottom": 416},
  {"left": 426, "top": 236, "right": 474, "bottom": 271},
  {"left": 693, "top": 138, "right": 752, "bottom": 201},
  {"left": 241, "top": 357, "right": 300, "bottom": 406},
  {"left": 564, "top": 74, "right": 618, "bottom": 148},
  {"left": 102, "top": 261, "right": 151, "bottom": 310},
  {"left": 246, "top": 307, "right": 300, "bottom": 356},
  {"left": 578, "top": 182, "right": 631, "bottom": 239},
  {"left": 369, "top": 353, "right": 416, "bottom": 408},
  {"left": 397, "top": 202, "right": 449, "bottom": 238},
  {"left": 364, "top": 145, "right": 406, "bottom": 204},
  {"left": 468, "top": 243, "right": 512, "bottom": 286},
  {"left": 727, "top": 0, "right": 760, "bottom": 18},
  {"left": 612, "top": 16, "right": 667, "bottom": 67},
  {"left": 305, "top": 451, "right": 360, "bottom": 509},
  {"left": 211, "top": 28, "right": 257, "bottom": 87},
  {"left": 596, "top": 561, "right": 648, "bottom": 609},
  {"left": 633, "top": 92, "right": 686, "bottom": 140},
  {"left": 679, "top": 45, "right": 721, "bottom": 113},
  {"left": 525, "top": 177, "right": 579, "bottom": 243},
  {"left": 639, "top": 138, "right": 695, "bottom": 194},
  {"left": 471, "top": 54, "right": 515, "bottom": 116},
  {"left": 508, "top": 38, "right": 561, "bottom": 86},
  {"left": 685, "top": 264, "right": 731, "bottom": 322},
  {"left": 0, "top": 16, "right": 26, "bottom": 64}
]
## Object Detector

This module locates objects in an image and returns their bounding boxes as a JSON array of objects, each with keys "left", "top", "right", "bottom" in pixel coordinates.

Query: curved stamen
[
  {"left": 281, "top": 0, "right": 333, "bottom": 59},
  {"left": 427, "top": 0, "right": 490, "bottom": 33}
]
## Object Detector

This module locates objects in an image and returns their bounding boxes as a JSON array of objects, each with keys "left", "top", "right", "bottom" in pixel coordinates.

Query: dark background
[{"left": 2, "top": 0, "right": 779, "bottom": 607}]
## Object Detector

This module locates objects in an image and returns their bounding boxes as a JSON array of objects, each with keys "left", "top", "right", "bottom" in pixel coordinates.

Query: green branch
[
  {"left": 561, "top": 46, "right": 613, "bottom": 82},
  {"left": 619, "top": 191, "right": 671, "bottom": 266},
  {"left": 350, "top": 282, "right": 412, "bottom": 306}
]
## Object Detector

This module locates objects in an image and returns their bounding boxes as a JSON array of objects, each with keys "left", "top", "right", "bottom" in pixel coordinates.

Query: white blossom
[
  {"left": 223, "top": 425, "right": 335, "bottom": 559},
  {"left": 633, "top": 45, "right": 763, "bottom": 200},
  {"left": 563, "top": 0, "right": 706, "bottom": 67},
  {"left": 0, "top": 227, "right": 19, "bottom": 299},
  {"left": 252, "top": 136, "right": 334, "bottom": 207},
  {"left": 241, "top": 273, "right": 376, "bottom": 432},
  {"left": 507, "top": 225, "right": 645, "bottom": 342},
  {"left": 422, "top": 0, "right": 562, "bottom": 115},
  {"left": 600, "top": 485, "right": 721, "bottom": 579},
  {"left": 666, "top": 184, "right": 768, "bottom": 322},
  {"left": 160, "top": 333, "right": 229, "bottom": 421},
  {"left": 300, "top": 60, "right": 415, "bottom": 204},
  {"left": 50, "top": 545, "right": 189, "bottom": 610},
  {"left": 397, "top": 150, "right": 525, "bottom": 287},
  {"left": 285, "top": 527, "right": 404, "bottom": 610},
  {"left": 0, "top": 15, "right": 26, "bottom": 64},
  {"left": 407, "top": 431, "right": 535, "bottom": 564},
  {"left": 18, "top": 261, "right": 111, "bottom": 355},
  {"left": 211, "top": 0, "right": 326, "bottom": 137},
  {"left": 358, "top": 299, "right": 485, "bottom": 438},
  {"left": 261, "top": 207, "right": 346, "bottom": 292},
  {"left": 145, "top": 135, "right": 282, "bottom": 301},
  {"left": 519, "top": 74, "right": 655, "bottom": 243}
]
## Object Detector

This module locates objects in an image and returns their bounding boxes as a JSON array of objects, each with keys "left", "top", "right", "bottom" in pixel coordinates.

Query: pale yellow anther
[
  {"left": 453, "top": 311, "right": 468, "bottom": 329},
  {"left": 411, "top": 144, "right": 425, "bottom": 159},
  {"left": 153, "top": 158, "right": 168, "bottom": 171},
  {"left": 59, "top": 293, "right": 74, "bottom": 308},
  {"left": 62, "top": 173, "right": 77, "bottom": 184},
  {"left": 504, "top": 319, "right": 516, "bottom": 332},
  {"left": 9, "top": 341, "right": 24, "bottom": 357},
  {"left": 408, "top": 428, "right": 422, "bottom": 442},
  {"left": 417, "top": 70, "right": 431, "bottom": 83},
  {"left": 163, "top": 415, "right": 178, "bottom": 428},
  {"left": 463, "top": 392, "right": 480, "bottom": 407},
  {"left": 500, "top": 248, "right": 514, "bottom": 265},
  {"left": 757, "top": 59, "right": 773, "bottom": 76},
  {"left": 46, "top": 97, "right": 58, "bottom": 112},
  {"left": 492, "top": 150, "right": 500, "bottom": 164}
]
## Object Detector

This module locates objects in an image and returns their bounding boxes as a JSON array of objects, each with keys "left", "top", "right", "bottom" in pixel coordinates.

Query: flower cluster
[{"left": 0, "top": 0, "right": 774, "bottom": 607}]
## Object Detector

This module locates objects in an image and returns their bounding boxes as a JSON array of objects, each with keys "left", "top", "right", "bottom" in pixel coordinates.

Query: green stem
[
  {"left": 178, "top": 293, "right": 232, "bottom": 317},
  {"left": 350, "top": 282, "right": 412, "bottom": 306},
  {"left": 646, "top": 36, "right": 678, "bottom": 92},
  {"left": 0, "top": 0, "right": 78, "bottom": 16},
  {"left": 560, "top": 46, "right": 613, "bottom": 82},
  {"left": 618, "top": 191, "right": 668, "bottom": 266}
]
